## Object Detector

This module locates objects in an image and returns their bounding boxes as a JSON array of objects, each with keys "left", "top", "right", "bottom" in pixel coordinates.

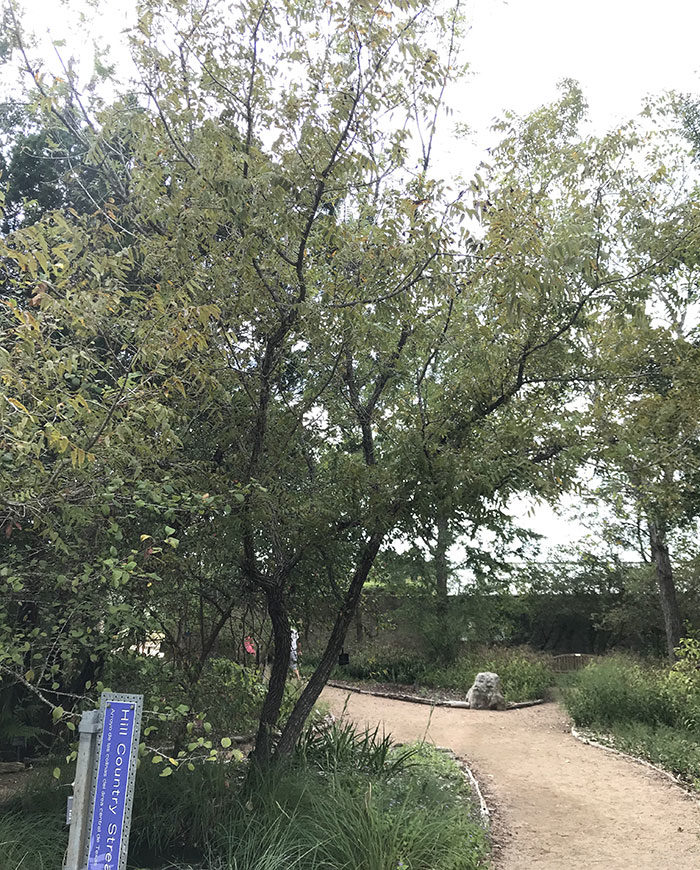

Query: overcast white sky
[
  {"left": 34, "top": 0, "right": 700, "bottom": 136},
  {"left": 27, "top": 0, "right": 700, "bottom": 554},
  {"left": 464, "top": 0, "right": 699, "bottom": 134}
]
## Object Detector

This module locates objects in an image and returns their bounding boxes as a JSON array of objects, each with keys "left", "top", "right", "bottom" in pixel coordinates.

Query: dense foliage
[
  {"left": 327, "top": 645, "right": 554, "bottom": 702},
  {"left": 0, "top": 0, "right": 699, "bottom": 767},
  {"left": 0, "top": 722, "right": 488, "bottom": 870}
]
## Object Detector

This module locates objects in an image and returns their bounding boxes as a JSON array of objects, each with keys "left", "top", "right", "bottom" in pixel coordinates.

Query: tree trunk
[
  {"left": 354, "top": 603, "right": 363, "bottom": 644},
  {"left": 434, "top": 512, "right": 454, "bottom": 663},
  {"left": 647, "top": 518, "right": 682, "bottom": 660},
  {"left": 252, "top": 585, "right": 290, "bottom": 762},
  {"left": 275, "top": 531, "right": 385, "bottom": 756}
]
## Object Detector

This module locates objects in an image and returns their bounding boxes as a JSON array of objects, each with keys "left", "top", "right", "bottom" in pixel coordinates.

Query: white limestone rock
[{"left": 466, "top": 671, "right": 506, "bottom": 710}]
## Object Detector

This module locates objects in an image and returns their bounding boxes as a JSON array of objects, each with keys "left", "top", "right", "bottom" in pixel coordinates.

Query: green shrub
[
  {"left": 195, "top": 657, "right": 268, "bottom": 734},
  {"left": 666, "top": 638, "right": 700, "bottom": 729},
  {"left": 334, "top": 645, "right": 554, "bottom": 701},
  {"left": 335, "top": 649, "right": 429, "bottom": 685},
  {"left": 603, "top": 721, "right": 700, "bottom": 786},
  {"left": 561, "top": 649, "right": 700, "bottom": 790},
  {"left": 103, "top": 652, "right": 268, "bottom": 739},
  {"left": 563, "top": 655, "right": 678, "bottom": 729},
  {"left": 424, "top": 647, "right": 554, "bottom": 702}
]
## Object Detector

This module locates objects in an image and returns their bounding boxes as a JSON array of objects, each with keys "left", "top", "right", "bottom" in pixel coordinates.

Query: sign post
[
  {"left": 65, "top": 709, "right": 101, "bottom": 869},
  {"left": 65, "top": 692, "right": 143, "bottom": 870}
]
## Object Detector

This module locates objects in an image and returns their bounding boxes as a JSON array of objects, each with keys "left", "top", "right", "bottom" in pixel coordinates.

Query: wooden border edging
[
  {"left": 434, "top": 746, "right": 491, "bottom": 828},
  {"left": 570, "top": 727, "right": 698, "bottom": 799},
  {"left": 327, "top": 681, "right": 545, "bottom": 710}
]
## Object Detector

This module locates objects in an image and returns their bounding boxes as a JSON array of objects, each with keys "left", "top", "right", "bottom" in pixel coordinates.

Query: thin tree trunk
[
  {"left": 275, "top": 531, "right": 385, "bottom": 756},
  {"left": 252, "top": 585, "right": 290, "bottom": 762},
  {"left": 354, "top": 603, "right": 363, "bottom": 644},
  {"left": 647, "top": 518, "right": 682, "bottom": 660},
  {"left": 434, "top": 512, "right": 453, "bottom": 663}
]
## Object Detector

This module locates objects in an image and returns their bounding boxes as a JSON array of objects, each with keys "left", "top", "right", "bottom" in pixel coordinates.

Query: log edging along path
[
  {"left": 570, "top": 726, "right": 698, "bottom": 797},
  {"left": 326, "top": 679, "right": 545, "bottom": 710}
]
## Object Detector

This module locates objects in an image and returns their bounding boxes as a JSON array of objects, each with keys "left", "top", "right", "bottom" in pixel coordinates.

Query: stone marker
[{"left": 466, "top": 672, "right": 506, "bottom": 710}]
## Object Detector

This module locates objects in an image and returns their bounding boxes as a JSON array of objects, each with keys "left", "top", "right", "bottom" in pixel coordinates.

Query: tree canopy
[{"left": 2, "top": 0, "right": 699, "bottom": 758}]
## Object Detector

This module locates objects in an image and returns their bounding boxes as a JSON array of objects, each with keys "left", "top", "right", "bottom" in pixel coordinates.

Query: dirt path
[{"left": 322, "top": 686, "right": 700, "bottom": 870}]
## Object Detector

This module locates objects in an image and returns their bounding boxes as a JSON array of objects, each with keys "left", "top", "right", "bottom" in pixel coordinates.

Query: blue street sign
[{"left": 85, "top": 694, "right": 143, "bottom": 870}]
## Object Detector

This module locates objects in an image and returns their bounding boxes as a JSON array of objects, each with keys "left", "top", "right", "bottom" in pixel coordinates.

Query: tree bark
[
  {"left": 354, "top": 603, "right": 363, "bottom": 644},
  {"left": 647, "top": 518, "right": 682, "bottom": 660},
  {"left": 275, "top": 530, "right": 385, "bottom": 756},
  {"left": 433, "top": 511, "right": 455, "bottom": 663},
  {"left": 252, "top": 584, "right": 290, "bottom": 762}
]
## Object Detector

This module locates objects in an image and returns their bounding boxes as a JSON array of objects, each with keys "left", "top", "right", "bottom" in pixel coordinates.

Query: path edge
[
  {"left": 570, "top": 727, "right": 698, "bottom": 799},
  {"left": 454, "top": 751, "right": 491, "bottom": 827}
]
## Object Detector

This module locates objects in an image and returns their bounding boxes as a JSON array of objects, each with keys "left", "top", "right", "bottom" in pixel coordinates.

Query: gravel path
[{"left": 322, "top": 686, "right": 700, "bottom": 869}]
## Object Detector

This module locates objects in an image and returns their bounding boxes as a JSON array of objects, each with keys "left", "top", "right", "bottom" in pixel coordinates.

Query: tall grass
[
  {"left": 296, "top": 718, "right": 416, "bottom": 776},
  {"left": 0, "top": 722, "right": 488, "bottom": 870},
  {"left": 0, "top": 812, "right": 66, "bottom": 870},
  {"left": 214, "top": 743, "right": 488, "bottom": 870}
]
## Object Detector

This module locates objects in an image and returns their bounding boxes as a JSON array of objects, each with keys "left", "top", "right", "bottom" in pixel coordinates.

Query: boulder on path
[{"left": 466, "top": 672, "right": 506, "bottom": 710}]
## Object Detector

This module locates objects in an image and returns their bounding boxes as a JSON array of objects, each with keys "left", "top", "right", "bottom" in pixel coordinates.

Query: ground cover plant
[
  {"left": 0, "top": 811, "right": 65, "bottom": 870},
  {"left": 327, "top": 646, "right": 555, "bottom": 702},
  {"left": 561, "top": 644, "right": 700, "bottom": 789},
  {"left": 0, "top": 720, "right": 489, "bottom": 870}
]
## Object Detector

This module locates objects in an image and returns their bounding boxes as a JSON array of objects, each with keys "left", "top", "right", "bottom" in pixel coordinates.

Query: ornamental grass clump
[
  {"left": 214, "top": 742, "right": 488, "bottom": 870},
  {"left": 0, "top": 812, "right": 66, "bottom": 870}
]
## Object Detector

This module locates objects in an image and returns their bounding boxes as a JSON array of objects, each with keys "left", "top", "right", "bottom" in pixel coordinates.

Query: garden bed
[
  {"left": 560, "top": 653, "right": 700, "bottom": 792},
  {"left": 328, "top": 678, "right": 545, "bottom": 709},
  {"left": 0, "top": 721, "right": 490, "bottom": 870}
]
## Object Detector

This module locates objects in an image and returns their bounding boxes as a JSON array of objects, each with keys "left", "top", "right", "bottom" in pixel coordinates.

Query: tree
[
  {"left": 585, "top": 318, "right": 700, "bottom": 658},
  {"left": 3, "top": 3, "right": 697, "bottom": 762},
  {"left": 578, "top": 104, "right": 700, "bottom": 658}
]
